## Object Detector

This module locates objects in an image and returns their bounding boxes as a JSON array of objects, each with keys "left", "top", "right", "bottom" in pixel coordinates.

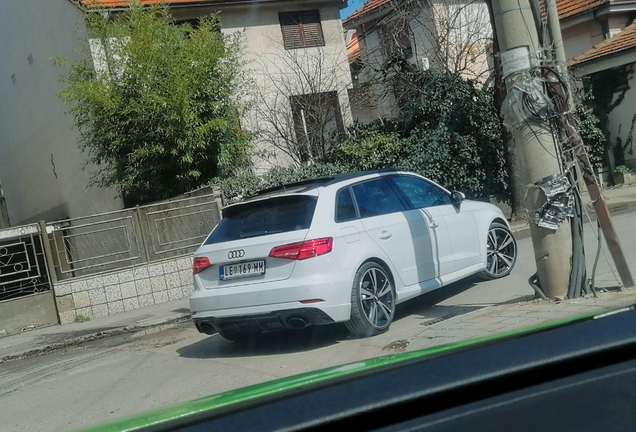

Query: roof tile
[
  {"left": 344, "top": 0, "right": 392, "bottom": 23},
  {"left": 569, "top": 20, "right": 636, "bottom": 65},
  {"left": 556, "top": 0, "right": 606, "bottom": 19},
  {"left": 78, "top": 0, "right": 215, "bottom": 8}
]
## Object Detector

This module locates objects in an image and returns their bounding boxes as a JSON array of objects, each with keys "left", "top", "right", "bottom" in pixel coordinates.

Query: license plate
[{"left": 220, "top": 260, "right": 265, "bottom": 280}]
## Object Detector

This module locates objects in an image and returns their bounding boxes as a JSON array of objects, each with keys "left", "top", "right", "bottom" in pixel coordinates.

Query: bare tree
[
  {"left": 250, "top": 42, "right": 353, "bottom": 167},
  {"left": 424, "top": 0, "right": 493, "bottom": 82},
  {"left": 348, "top": 0, "right": 494, "bottom": 113}
]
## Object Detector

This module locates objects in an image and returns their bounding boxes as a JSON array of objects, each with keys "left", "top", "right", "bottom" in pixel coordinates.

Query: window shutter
[
  {"left": 302, "top": 22, "right": 324, "bottom": 47},
  {"left": 281, "top": 24, "right": 302, "bottom": 49},
  {"left": 299, "top": 10, "right": 323, "bottom": 47},
  {"left": 279, "top": 10, "right": 324, "bottom": 50},
  {"left": 280, "top": 12, "right": 302, "bottom": 50}
]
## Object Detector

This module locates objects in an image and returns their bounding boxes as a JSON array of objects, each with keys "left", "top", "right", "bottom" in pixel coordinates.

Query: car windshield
[
  {"left": 204, "top": 195, "right": 318, "bottom": 244},
  {"left": 2, "top": 1, "right": 636, "bottom": 432}
]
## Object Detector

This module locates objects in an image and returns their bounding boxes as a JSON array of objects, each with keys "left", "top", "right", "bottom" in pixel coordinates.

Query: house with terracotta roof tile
[
  {"left": 558, "top": 0, "right": 636, "bottom": 172},
  {"left": 558, "top": 0, "right": 634, "bottom": 60},
  {"left": 342, "top": 0, "right": 492, "bottom": 120},
  {"left": 0, "top": 0, "right": 352, "bottom": 225}
]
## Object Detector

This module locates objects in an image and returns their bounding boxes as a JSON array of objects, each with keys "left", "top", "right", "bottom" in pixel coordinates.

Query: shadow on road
[
  {"left": 395, "top": 276, "right": 479, "bottom": 321},
  {"left": 396, "top": 275, "right": 534, "bottom": 323},
  {"left": 176, "top": 278, "right": 481, "bottom": 359},
  {"left": 177, "top": 276, "right": 535, "bottom": 359},
  {"left": 176, "top": 324, "right": 351, "bottom": 359}
]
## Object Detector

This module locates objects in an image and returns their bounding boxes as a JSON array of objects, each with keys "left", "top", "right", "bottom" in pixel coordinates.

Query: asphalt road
[{"left": 1, "top": 212, "right": 634, "bottom": 432}]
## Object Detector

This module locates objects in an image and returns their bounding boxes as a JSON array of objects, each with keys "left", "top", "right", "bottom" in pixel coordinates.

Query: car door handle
[
  {"left": 429, "top": 221, "right": 439, "bottom": 229},
  {"left": 378, "top": 230, "right": 392, "bottom": 240}
]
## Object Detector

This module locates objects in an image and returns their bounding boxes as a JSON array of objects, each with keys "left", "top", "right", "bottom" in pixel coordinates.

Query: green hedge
[{"left": 216, "top": 71, "right": 509, "bottom": 205}]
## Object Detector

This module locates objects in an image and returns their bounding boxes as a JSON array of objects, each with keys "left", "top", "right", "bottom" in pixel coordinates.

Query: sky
[{"left": 340, "top": 0, "right": 366, "bottom": 20}]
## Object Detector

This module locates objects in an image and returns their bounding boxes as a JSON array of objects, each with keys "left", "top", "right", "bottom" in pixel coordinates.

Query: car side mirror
[{"left": 451, "top": 191, "right": 465, "bottom": 205}]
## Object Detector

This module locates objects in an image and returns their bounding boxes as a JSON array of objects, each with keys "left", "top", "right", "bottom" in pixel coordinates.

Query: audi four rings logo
[{"left": 228, "top": 249, "right": 245, "bottom": 259}]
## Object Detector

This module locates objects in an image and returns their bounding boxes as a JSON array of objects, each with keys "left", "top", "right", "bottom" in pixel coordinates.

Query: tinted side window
[
  {"left": 390, "top": 176, "right": 451, "bottom": 209},
  {"left": 205, "top": 196, "right": 317, "bottom": 244},
  {"left": 352, "top": 179, "right": 406, "bottom": 218},
  {"left": 335, "top": 188, "right": 357, "bottom": 222}
]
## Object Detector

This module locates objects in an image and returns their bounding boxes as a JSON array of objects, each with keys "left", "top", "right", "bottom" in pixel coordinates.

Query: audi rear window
[{"left": 204, "top": 195, "right": 318, "bottom": 244}]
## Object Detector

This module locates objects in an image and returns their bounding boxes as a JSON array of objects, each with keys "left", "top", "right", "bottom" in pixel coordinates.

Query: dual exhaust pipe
[{"left": 196, "top": 315, "right": 311, "bottom": 335}]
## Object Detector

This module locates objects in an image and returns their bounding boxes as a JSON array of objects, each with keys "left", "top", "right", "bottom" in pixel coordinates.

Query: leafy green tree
[
  {"left": 327, "top": 69, "right": 508, "bottom": 198},
  {"left": 332, "top": 125, "right": 403, "bottom": 171},
  {"left": 396, "top": 70, "right": 507, "bottom": 197},
  {"left": 55, "top": 4, "right": 251, "bottom": 205},
  {"left": 574, "top": 90, "right": 608, "bottom": 169}
]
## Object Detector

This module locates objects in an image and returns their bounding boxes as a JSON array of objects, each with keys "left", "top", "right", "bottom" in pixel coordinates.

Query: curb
[{"left": 0, "top": 314, "right": 192, "bottom": 364}]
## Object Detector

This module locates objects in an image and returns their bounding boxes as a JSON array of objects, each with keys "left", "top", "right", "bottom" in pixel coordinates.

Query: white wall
[
  {"left": 355, "top": 26, "right": 399, "bottom": 119},
  {"left": 175, "top": 2, "right": 353, "bottom": 171},
  {"left": 0, "top": 0, "right": 123, "bottom": 226},
  {"left": 410, "top": 6, "right": 441, "bottom": 70},
  {"left": 348, "top": 0, "right": 493, "bottom": 122},
  {"left": 428, "top": 0, "right": 493, "bottom": 83},
  {"left": 608, "top": 14, "right": 631, "bottom": 37},
  {"left": 228, "top": 3, "right": 354, "bottom": 170},
  {"left": 562, "top": 21, "right": 604, "bottom": 60}
]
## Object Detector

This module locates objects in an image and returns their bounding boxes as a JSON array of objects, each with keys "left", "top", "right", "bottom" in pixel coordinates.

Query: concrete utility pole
[
  {"left": 544, "top": 0, "right": 635, "bottom": 289},
  {"left": 490, "top": 0, "right": 571, "bottom": 298}
]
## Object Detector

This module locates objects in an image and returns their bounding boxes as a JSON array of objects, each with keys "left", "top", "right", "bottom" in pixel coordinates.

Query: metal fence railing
[
  {"left": 137, "top": 194, "right": 222, "bottom": 263},
  {"left": 46, "top": 188, "right": 222, "bottom": 280},
  {"left": 0, "top": 224, "right": 52, "bottom": 301},
  {"left": 47, "top": 210, "right": 144, "bottom": 279}
]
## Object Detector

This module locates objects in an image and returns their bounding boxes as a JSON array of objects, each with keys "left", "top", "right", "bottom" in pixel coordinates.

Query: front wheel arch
[{"left": 359, "top": 258, "right": 396, "bottom": 290}]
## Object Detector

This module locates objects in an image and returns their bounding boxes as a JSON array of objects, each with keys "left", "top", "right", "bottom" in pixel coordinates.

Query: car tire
[
  {"left": 481, "top": 222, "right": 517, "bottom": 280},
  {"left": 216, "top": 328, "right": 262, "bottom": 342},
  {"left": 345, "top": 262, "right": 396, "bottom": 338}
]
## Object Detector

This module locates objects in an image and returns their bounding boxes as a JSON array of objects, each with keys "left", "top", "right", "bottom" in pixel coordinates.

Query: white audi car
[{"left": 189, "top": 170, "right": 517, "bottom": 340}]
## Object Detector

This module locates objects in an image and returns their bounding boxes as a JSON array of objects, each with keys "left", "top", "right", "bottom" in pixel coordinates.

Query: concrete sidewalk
[
  {"left": 0, "top": 299, "right": 191, "bottom": 363},
  {"left": 3, "top": 284, "right": 635, "bottom": 364},
  {"left": 407, "top": 287, "right": 636, "bottom": 352},
  {"left": 1, "top": 184, "right": 635, "bottom": 364}
]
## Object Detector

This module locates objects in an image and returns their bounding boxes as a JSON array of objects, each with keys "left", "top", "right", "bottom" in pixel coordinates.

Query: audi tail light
[
  {"left": 269, "top": 238, "right": 333, "bottom": 260},
  {"left": 193, "top": 257, "right": 212, "bottom": 274}
]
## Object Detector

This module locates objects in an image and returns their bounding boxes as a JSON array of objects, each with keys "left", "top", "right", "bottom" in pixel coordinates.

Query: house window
[
  {"left": 290, "top": 91, "right": 344, "bottom": 161},
  {"left": 279, "top": 10, "right": 325, "bottom": 50},
  {"left": 380, "top": 25, "right": 413, "bottom": 61},
  {"left": 396, "top": 31, "right": 413, "bottom": 59},
  {"left": 350, "top": 59, "right": 363, "bottom": 84}
]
